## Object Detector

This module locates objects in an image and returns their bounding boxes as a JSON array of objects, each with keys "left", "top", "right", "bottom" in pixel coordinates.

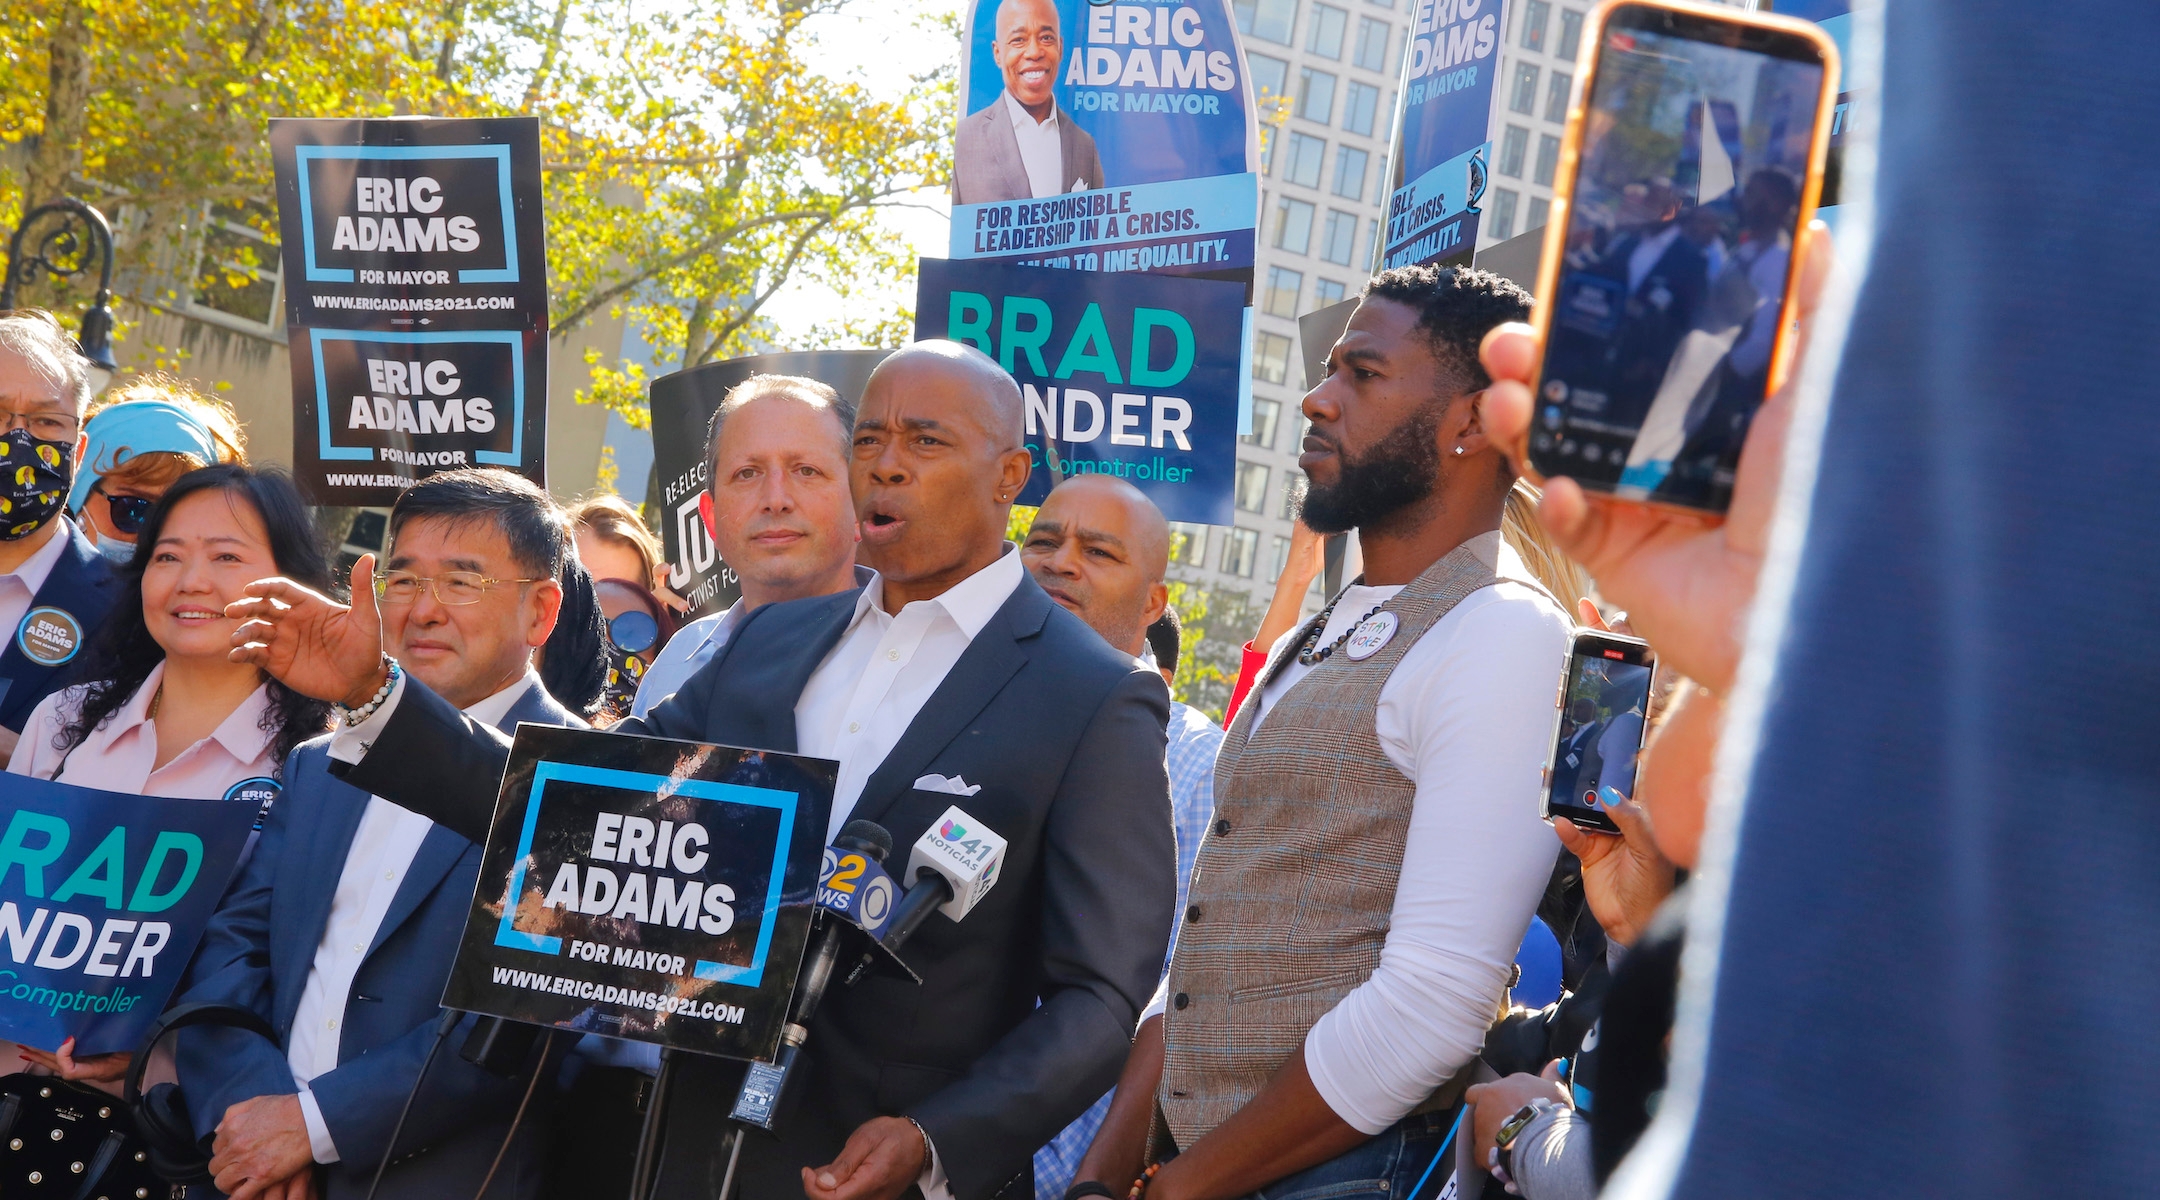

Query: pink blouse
[{"left": 8, "top": 661, "right": 282, "bottom": 797}]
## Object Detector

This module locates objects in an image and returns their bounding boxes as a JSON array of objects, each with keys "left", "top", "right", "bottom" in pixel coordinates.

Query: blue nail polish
[{"left": 1599, "top": 785, "right": 1627, "bottom": 808}]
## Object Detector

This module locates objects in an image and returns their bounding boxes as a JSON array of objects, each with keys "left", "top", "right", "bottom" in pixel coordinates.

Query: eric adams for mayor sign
[{"left": 272, "top": 117, "right": 551, "bottom": 504}]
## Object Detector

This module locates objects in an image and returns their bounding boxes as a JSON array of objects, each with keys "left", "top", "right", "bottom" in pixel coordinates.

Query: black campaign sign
[
  {"left": 272, "top": 116, "right": 549, "bottom": 504},
  {"left": 290, "top": 327, "right": 545, "bottom": 507},
  {"left": 270, "top": 117, "right": 547, "bottom": 332},
  {"left": 443, "top": 726, "right": 836, "bottom": 1062}
]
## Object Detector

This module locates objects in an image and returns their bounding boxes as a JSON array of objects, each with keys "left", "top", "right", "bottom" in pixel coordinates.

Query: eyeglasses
[
  {"left": 608, "top": 609, "right": 660, "bottom": 655},
  {"left": 1, "top": 410, "right": 80, "bottom": 442},
  {"left": 98, "top": 490, "right": 154, "bottom": 536},
  {"left": 374, "top": 569, "right": 542, "bottom": 606}
]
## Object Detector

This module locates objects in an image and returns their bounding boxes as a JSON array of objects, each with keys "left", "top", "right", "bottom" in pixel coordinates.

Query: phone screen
[
  {"left": 1547, "top": 641, "right": 1654, "bottom": 830},
  {"left": 1533, "top": 8, "right": 1828, "bottom": 511}
]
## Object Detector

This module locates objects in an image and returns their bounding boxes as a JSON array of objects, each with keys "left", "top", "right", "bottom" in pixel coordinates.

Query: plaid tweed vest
[{"left": 1155, "top": 541, "right": 1505, "bottom": 1150}]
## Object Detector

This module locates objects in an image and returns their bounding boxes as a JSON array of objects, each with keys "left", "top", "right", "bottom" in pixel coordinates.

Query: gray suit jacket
[{"left": 954, "top": 95, "right": 1105, "bottom": 205}]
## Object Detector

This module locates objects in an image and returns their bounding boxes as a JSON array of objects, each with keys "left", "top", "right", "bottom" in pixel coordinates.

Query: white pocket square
[{"left": 914, "top": 773, "right": 982, "bottom": 797}]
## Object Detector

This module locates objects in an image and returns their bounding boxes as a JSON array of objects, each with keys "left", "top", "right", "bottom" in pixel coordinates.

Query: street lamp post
[{"left": 1, "top": 197, "right": 119, "bottom": 372}]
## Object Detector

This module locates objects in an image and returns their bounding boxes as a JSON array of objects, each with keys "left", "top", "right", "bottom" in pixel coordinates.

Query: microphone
[
  {"left": 844, "top": 805, "right": 1008, "bottom": 984},
  {"left": 729, "top": 819, "right": 891, "bottom": 1130}
]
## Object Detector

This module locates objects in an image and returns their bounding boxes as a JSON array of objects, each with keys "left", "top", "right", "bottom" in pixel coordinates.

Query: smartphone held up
[
  {"left": 1524, "top": 0, "right": 1840, "bottom": 516},
  {"left": 1543, "top": 630, "right": 1656, "bottom": 836}
]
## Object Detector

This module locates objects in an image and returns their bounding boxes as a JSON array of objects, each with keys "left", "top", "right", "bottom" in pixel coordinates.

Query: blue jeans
[{"left": 1244, "top": 1108, "right": 1459, "bottom": 1200}]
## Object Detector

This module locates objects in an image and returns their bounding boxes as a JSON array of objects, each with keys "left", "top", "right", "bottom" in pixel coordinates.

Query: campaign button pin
[
  {"left": 16, "top": 606, "right": 83, "bottom": 667},
  {"left": 1342, "top": 610, "right": 1399, "bottom": 661},
  {"left": 225, "top": 776, "right": 283, "bottom": 828}
]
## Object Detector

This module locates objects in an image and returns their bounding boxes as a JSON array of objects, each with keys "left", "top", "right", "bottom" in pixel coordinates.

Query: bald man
[
  {"left": 230, "top": 341, "right": 1176, "bottom": 1200},
  {"left": 1019, "top": 478, "right": 1225, "bottom": 1200},
  {"left": 954, "top": 0, "right": 1105, "bottom": 204}
]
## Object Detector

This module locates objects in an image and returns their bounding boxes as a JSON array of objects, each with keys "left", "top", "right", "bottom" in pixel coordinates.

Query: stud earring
[{"left": 1453, "top": 446, "right": 1465, "bottom": 455}]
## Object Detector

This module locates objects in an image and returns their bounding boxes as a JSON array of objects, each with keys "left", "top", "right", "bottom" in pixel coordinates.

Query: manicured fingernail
[{"left": 1599, "top": 785, "right": 1626, "bottom": 808}]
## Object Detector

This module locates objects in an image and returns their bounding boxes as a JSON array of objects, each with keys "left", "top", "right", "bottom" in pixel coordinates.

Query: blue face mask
[{"left": 93, "top": 533, "right": 134, "bottom": 566}]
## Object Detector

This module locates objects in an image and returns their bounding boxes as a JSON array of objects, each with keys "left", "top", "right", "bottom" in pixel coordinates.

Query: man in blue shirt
[
  {"left": 1017, "top": 475, "right": 1224, "bottom": 1198},
  {"left": 630, "top": 373, "right": 866, "bottom": 717}
]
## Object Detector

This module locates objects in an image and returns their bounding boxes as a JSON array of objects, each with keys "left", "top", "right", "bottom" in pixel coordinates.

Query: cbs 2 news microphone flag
[
  {"left": 0, "top": 777, "right": 257, "bottom": 1055},
  {"left": 271, "top": 117, "right": 550, "bottom": 506}
]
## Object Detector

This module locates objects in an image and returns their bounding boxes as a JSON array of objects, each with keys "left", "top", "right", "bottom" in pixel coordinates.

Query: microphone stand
[{"left": 626, "top": 1046, "right": 680, "bottom": 1200}]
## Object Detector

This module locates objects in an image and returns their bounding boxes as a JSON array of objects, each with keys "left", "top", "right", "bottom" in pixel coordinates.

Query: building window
[
  {"left": 191, "top": 199, "right": 283, "bottom": 328},
  {"left": 1365, "top": 218, "right": 1380, "bottom": 269},
  {"left": 1331, "top": 146, "right": 1369, "bottom": 200},
  {"left": 1249, "top": 52, "right": 1291, "bottom": 107},
  {"left": 1171, "top": 522, "right": 1209, "bottom": 566},
  {"left": 1298, "top": 68, "right": 1337, "bottom": 124},
  {"left": 1306, "top": 3, "right": 1348, "bottom": 57},
  {"left": 1280, "top": 469, "right": 1307, "bottom": 518},
  {"left": 1490, "top": 188, "right": 1519, "bottom": 240},
  {"left": 1545, "top": 72, "right": 1572, "bottom": 122},
  {"left": 1264, "top": 267, "right": 1304, "bottom": 318},
  {"left": 1245, "top": 397, "right": 1283, "bottom": 448},
  {"left": 1319, "top": 209, "right": 1357, "bottom": 265},
  {"left": 1222, "top": 527, "right": 1261, "bottom": 577},
  {"left": 1509, "top": 63, "right": 1540, "bottom": 115},
  {"left": 1254, "top": 330, "right": 1296, "bottom": 384},
  {"left": 1235, "top": 461, "right": 1271, "bottom": 513},
  {"left": 1343, "top": 81, "right": 1381, "bottom": 136},
  {"left": 1557, "top": 9, "right": 1585, "bottom": 60},
  {"left": 1313, "top": 278, "right": 1347, "bottom": 308},
  {"left": 1353, "top": 16, "right": 1391, "bottom": 71},
  {"left": 1534, "top": 133, "right": 1561, "bottom": 186},
  {"left": 1498, "top": 125, "right": 1529, "bottom": 177},
  {"left": 1366, "top": 0, "right": 1394, "bottom": 8},
  {"left": 1273, "top": 197, "right": 1315, "bottom": 253},
  {"left": 1520, "top": 0, "right": 1550, "bottom": 51},
  {"left": 1526, "top": 196, "right": 1551, "bottom": 234},
  {"left": 1237, "top": 0, "right": 1299, "bottom": 45},
  {"left": 1259, "top": 126, "right": 1279, "bottom": 175},
  {"left": 1269, "top": 535, "right": 1295, "bottom": 580},
  {"left": 1284, "top": 132, "right": 1327, "bottom": 187}
]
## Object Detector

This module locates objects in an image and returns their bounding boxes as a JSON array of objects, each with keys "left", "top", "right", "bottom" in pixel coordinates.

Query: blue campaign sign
[
  {"left": 0, "top": 776, "right": 256, "bottom": 1055},
  {"left": 916, "top": 257, "right": 1242, "bottom": 525},
  {"left": 1383, "top": 0, "right": 1508, "bottom": 269},
  {"left": 951, "top": 0, "right": 1257, "bottom": 277}
]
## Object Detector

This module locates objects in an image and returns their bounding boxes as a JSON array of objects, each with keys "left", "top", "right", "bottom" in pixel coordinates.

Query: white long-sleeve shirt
[{"left": 1152, "top": 532, "right": 1569, "bottom": 1135}]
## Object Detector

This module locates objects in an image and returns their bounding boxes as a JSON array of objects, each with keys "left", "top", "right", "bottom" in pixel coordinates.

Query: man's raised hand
[{"left": 227, "top": 553, "right": 390, "bottom": 707}]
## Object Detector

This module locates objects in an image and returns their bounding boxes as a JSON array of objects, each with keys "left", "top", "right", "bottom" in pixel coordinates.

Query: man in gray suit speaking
[{"left": 956, "top": 0, "right": 1105, "bottom": 204}]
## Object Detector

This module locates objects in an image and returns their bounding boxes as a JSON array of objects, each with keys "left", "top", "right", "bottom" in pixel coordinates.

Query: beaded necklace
[{"left": 1295, "top": 589, "right": 1387, "bottom": 666}]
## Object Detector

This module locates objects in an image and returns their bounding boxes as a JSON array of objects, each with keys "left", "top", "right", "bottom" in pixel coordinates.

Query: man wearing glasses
[
  {"left": 174, "top": 468, "right": 581, "bottom": 1200},
  {"left": 0, "top": 309, "right": 121, "bottom": 767}
]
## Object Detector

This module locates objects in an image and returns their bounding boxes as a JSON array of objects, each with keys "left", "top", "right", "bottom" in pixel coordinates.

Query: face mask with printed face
[{"left": 0, "top": 428, "right": 73, "bottom": 541}]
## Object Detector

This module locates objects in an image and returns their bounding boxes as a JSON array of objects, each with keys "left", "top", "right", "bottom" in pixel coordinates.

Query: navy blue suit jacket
[
  {"left": 0, "top": 519, "right": 118, "bottom": 731},
  {"left": 336, "top": 574, "right": 1176, "bottom": 1200},
  {"left": 174, "top": 682, "right": 581, "bottom": 1200}
]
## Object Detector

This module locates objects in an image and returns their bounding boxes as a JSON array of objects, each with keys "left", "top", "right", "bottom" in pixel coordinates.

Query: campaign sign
[
  {"left": 916, "top": 257, "right": 1239, "bottom": 524},
  {"left": 0, "top": 776, "right": 256, "bottom": 1055},
  {"left": 270, "top": 117, "right": 548, "bottom": 332},
  {"left": 647, "top": 350, "right": 892, "bottom": 618},
  {"left": 289, "top": 326, "right": 547, "bottom": 506},
  {"left": 951, "top": 0, "right": 1257, "bottom": 281},
  {"left": 1382, "top": 0, "right": 1507, "bottom": 269},
  {"left": 443, "top": 726, "right": 836, "bottom": 1062}
]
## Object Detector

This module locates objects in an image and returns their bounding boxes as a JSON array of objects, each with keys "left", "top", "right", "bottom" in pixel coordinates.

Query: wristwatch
[{"left": 1491, "top": 1098, "right": 1561, "bottom": 1192}]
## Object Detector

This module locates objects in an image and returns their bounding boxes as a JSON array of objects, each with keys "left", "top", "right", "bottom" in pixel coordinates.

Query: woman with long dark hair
[{"left": 9, "top": 463, "right": 334, "bottom": 790}]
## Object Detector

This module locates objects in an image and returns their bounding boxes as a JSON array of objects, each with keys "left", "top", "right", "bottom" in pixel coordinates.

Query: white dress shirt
[
  {"left": 1148, "top": 532, "right": 1570, "bottom": 1135},
  {"left": 0, "top": 517, "right": 73, "bottom": 662},
  {"left": 1003, "top": 90, "right": 1067, "bottom": 198},
  {"left": 293, "top": 669, "right": 539, "bottom": 1162},
  {"left": 1626, "top": 223, "right": 1686, "bottom": 296},
  {"left": 795, "top": 547, "right": 1024, "bottom": 841}
]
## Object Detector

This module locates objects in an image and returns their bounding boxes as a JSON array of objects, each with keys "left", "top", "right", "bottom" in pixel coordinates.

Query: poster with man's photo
[{"left": 949, "top": 0, "right": 1258, "bottom": 281}]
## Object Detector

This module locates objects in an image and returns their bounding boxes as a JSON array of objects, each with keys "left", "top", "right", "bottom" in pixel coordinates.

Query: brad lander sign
[
  {"left": 0, "top": 776, "right": 256, "bottom": 1055},
  {"left": 290, "top": 327, "right": 544, "bottom": 507},
  {"left": 270, "top": 117, "right": 547, "bottom": 332},
  {"left": 443, "top": 725, "right": 836, "bottom": 1062}
]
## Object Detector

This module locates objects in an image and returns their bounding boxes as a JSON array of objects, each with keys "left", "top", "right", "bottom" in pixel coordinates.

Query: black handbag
[{"left": 0, "top": 1071, "right": 171, "bottom": 1199}]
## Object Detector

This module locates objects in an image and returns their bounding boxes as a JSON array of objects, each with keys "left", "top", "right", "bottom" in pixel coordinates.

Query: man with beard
[{"left": 1068, "top": 265, "right": 1574, "bottom": 1200}]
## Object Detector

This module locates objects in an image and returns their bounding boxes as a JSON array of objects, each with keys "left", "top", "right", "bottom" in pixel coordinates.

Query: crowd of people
[{"left": 0, "top": 205, "right": 1810, "bottom": 1200}]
